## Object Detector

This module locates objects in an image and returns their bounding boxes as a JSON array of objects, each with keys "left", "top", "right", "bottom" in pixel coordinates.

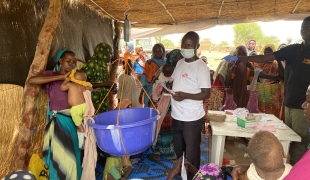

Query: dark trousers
[{"left": 172, "top": 118, "right": 203, "bottom": 179}]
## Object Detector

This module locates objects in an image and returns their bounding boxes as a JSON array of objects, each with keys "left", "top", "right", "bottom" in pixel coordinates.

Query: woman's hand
[
  {"left": 172, "top": 92, "right": 187, "bottom": 101},
  {"left": 232, "top": 165, "right": 249, "bottom": 180},
  {"left": 62, "top": 71, "right": 71, "bottom": 80}
]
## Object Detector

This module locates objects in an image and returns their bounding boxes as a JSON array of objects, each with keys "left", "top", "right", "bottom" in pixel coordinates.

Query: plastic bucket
[{"left": 88, "top": 108, "right": 159, "bottom": 156}]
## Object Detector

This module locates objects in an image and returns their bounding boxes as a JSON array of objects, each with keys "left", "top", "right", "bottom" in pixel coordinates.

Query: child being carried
[
  {"left": 60, "top": 70, "right": 92, "bottom": 149},
  {"left": 246, "top": 131, "right": 292, "bottom": 180},
  {"left": 152, "top": 64, "right": 174, "bottom": 102}
]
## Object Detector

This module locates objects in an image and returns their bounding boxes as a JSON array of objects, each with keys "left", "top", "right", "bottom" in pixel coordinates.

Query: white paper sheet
[{"left": 181, "top": 154, "right": 187, "bottom": 180}]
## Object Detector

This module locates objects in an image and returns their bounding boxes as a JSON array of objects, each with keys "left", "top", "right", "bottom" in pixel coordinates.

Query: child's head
[
  {"left": 74, "top": 70, "right": 87, "bottom": 81},
  {"left": 122, "top": 59, "right": 133, "bottom": 75},
  {"left": 162, "top": 64, "right": 175, "bottom": 77},
  {"left": 247, "top": 131, "right": 284, "bottom": 172},
  {"left": 236, "top": 45, "right": 247, "bottom": 57}
]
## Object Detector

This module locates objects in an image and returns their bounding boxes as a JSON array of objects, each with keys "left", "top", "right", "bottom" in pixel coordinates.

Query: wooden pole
[
  {"left": 13, "top": 0, "right": 63, "bottom": 170},
  {"left": 108, "top": 20, "right": 121, "bottom": 110}
]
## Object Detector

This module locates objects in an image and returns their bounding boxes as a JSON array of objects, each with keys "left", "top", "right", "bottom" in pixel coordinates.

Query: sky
[{"left": 167, "top": 20, "right": 303, "bottom": 46}]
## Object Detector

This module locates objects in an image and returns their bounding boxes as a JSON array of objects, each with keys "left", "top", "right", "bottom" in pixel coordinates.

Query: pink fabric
[
  {"left": 81, "top": 90, "right": 97, "bottom": 180},
  {"left": 284, "top": 150, "right": 310, "bottom": 180},
  {"left": 42, "top": 71, "right": 70, "bottom": 110},
  {"left": 154, "top": 95, "right": 171, "bottom": 143},
  {"left": 252, "top": 125, "right": 276, "bottom": 132},
  {"left": 152, "top": 83, "right": 163, "bottom": 102},
  {"left": 246, "top": 91, "right": 261, "bottom": 113},
  {"left": 220, "top": 92, "right": 237, "bottom": 111}
]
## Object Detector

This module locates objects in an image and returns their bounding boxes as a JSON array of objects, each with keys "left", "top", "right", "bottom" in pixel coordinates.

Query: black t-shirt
[{"left": 273, "top": 44, "right": 310, "bottom": 109}]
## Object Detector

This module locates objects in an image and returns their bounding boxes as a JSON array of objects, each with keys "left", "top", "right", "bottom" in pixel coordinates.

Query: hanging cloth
[{"left": 81, "top": 90, "right": 97, "bottom": 180}]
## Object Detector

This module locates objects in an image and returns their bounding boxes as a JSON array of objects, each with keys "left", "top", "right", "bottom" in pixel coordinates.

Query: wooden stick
[
  {"left": 156, "top": 0, "right": 177, "bottom": 24},
  {"left": 108, "top": 21, "right": 121, "bottom": 110},
  {"left": 217, "top": 1, "right": 225, "bottom": 18},
  {"left": 90, "top": 0, "right": 119, "bottom": 21},
  {"left": 292, "top": 0, "right": 303, "bottom": 14},
  {"left": 13, "top": 0, "right": 63, "bottom": 170}
]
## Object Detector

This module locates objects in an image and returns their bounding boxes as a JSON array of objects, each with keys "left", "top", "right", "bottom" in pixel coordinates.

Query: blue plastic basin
[{"left": 88, "top": 108, "right": 159, "bottom": 156}]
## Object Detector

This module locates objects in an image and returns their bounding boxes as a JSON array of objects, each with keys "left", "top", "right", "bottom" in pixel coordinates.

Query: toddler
[
  {"left": 246, "top": 131, "right": 292, "bottom": 180},
  {"left": 103, "top": 156, "right": 132, "bottom": 180},
  {"left": 60, "top": 70, "right": 92, "bottom": 149},
  {"left": 152, "top": 64, "right": 174, "bottom": 102}
]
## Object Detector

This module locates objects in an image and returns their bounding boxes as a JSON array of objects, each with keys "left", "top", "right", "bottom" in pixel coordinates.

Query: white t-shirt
[
  {"left": 247, "top": 163, "right": 292, "bottom": 180},
  {"left": 171, "top": 58, "right": 211, "bottom": 121}
]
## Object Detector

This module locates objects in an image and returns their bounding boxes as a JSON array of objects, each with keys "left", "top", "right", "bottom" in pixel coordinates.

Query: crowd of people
[{"left": 3, "top": 16, "right": 309, "bottom": 180}]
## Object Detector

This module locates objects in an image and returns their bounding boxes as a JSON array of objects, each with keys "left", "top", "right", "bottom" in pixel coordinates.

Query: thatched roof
[{"left": 81, "top": 0, "right": 310, "bottom": 28}]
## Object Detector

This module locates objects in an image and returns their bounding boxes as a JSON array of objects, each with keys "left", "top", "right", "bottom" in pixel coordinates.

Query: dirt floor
[
  {"left": 223, "top": 137, "right": 252, "bottom": 165},
  {"left": 200, "top": 50, "right": 229, "bottom": 71}
]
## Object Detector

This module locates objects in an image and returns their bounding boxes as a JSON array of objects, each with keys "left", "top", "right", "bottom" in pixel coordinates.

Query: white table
[{"left": 208, "top": 110, "right": 301, "bottom": 166}]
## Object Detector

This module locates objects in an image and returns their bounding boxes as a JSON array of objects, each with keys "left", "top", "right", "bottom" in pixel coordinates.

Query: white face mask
[{"left": 181, "top": 49, "right": 195, "bottom": 59}]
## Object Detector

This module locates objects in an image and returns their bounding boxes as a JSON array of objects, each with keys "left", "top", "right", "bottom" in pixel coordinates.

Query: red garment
[{"left": 212, "top": 76, "right": 223, "bottom": 87}]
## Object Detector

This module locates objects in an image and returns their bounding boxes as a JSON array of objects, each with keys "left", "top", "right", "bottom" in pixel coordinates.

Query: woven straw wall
[{"left": 0, "top": 84, "right": 23, "bottom": 178}]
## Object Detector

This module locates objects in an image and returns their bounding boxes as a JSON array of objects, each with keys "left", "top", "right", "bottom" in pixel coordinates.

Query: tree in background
[
  {"left": 260, "top": 35, "right": 280, "bottom": 47},
  {"left": 219, "top": 41, "right": 229, "bottom": 46},
  {"left": 201, "top": 38, "right": 212, "bottom": 43},
  {"left": 233, "top": 23, "right": 280, "bottom": 48},
  {"left": 154, "top": 36, "right": 163, "bottom": 43},
  {"left": 233, "top": 23, "right": 263, "bottom": 45},
  {"left": 161, "top": 39, "right": 175, "bottom": 49}
]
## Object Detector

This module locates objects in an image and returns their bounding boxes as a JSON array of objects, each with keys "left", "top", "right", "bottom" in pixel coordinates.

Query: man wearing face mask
[{"left": 170, "top": 31, "right": 211, "bottom": 179}]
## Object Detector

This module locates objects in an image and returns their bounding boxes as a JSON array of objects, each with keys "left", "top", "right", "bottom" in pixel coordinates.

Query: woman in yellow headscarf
[{"left": 252, "top": 44, "right": 278, "bottom": 80}]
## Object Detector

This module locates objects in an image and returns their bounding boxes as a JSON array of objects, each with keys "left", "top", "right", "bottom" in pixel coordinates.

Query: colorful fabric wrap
[
  {"left": 166, "top": 49, "right": 180, "bottom": 65},
  {"left": 69, "top": 70, "right": 92, "bottom": 87},
  {"left": 193, "top": 163, "right": 224, "bottom": 180},
  {"left": 42, "top": 109, "right": 82, "bottom": 180}
]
